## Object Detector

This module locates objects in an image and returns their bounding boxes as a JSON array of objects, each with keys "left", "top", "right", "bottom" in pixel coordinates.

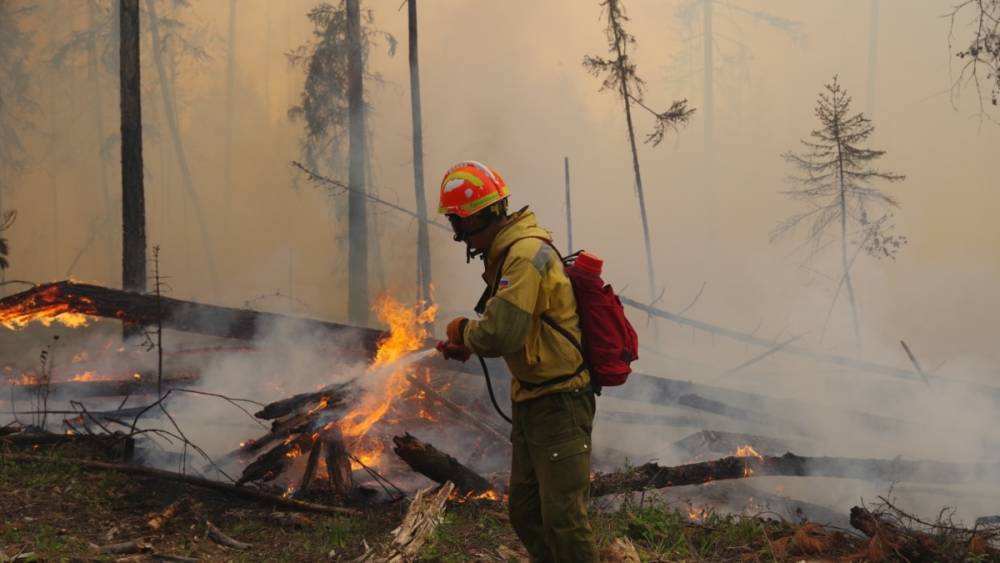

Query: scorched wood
[
  {"left": 7, "top": 372, "right": 199, "bottom": 399},
  {"left": 392, "top": 433, "right": 494, "bottom": 496},
  {"left": 0, "top": 281, "right": 382, "bottom": 351},
  {"left": 590, "top": 452, "right": 1000, "bottom": 497},
  {"left": 850, "top": 506, "right": 1000, "bottom": 560}
]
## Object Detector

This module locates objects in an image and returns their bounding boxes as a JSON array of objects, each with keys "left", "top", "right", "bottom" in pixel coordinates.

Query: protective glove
[
  {"left": 436, "top": 340, "right": 471, "bottom": 362},
  {"left": 446, "top": 317, "right": 469, "bottom": 345}
]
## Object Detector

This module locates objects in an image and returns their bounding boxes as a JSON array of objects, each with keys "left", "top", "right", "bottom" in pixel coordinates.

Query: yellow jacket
[{"left": 462, "top": 208, "right": 590, "bottom": 402}]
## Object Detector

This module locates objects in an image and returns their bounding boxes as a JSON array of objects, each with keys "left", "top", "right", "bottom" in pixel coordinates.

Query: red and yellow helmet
[{"left": 437, "top": 161, "right": 510, "bottom": 218}]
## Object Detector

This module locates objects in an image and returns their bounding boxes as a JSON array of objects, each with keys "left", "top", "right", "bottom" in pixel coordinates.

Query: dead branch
[
  {"left": 95, "top": 539, "right": 153, "bottom": 555},
  {"left": 206, "top": 521, "right": 251, "bottom": 550},
  {"left": 0, "top": 453, "right": 359, "bottom": 515},
  {"left": 352, "top": 481, "right": 455, "bottom": 563}
]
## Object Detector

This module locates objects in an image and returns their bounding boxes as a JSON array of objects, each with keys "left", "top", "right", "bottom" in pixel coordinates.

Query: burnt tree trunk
[
  {"left": 223, "top": 0, "right": 236, "bottom": 235},
  {"left": 346, "top": 0, "right": 369, "bottom": 325},
  {"left": 392, "top": 433, "right": 493, "bottom": 496},
  {"left": 119, "top": 0, "right": 145, "bottom": 297},
  {"left": 407, "top": 0, "right": 432, "bottom": 308}
]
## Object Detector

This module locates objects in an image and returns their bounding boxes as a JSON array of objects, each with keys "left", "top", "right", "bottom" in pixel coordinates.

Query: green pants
[{"left": 509, "top": 387, "right": 598, "bottom": 563}]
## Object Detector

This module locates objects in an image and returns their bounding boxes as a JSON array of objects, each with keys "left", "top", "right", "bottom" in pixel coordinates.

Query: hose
[{"left": 478, "top": 355, "right": 512, "bottom": 424}]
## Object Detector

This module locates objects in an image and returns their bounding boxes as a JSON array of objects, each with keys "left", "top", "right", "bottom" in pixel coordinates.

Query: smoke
[{"left": 1, "top": 0, "right": 999, "bottom": 522}]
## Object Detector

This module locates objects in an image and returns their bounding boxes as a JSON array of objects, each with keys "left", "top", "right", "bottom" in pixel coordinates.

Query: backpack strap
[{"left": 474, "top": 236, "right": 589, "bottom": 390}]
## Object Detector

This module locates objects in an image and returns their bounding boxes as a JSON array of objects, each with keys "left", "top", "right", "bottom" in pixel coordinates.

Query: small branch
[
  {"left": 899, "top": 340, "right": 930, "bottom": 385},
  {"left": 206, "top": 521, "right": 251, "bottom": 550}
]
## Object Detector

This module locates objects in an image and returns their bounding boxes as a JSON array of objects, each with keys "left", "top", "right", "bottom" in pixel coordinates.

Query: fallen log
[
  {"left": 0, "top": 453, "right": 359, "bottom": 515},
  {"left": 353, "top": 481, "right": 455, "bottom": 563},
  {"left": 7, "top": 372, "right": 199, "bottom": 399},
  {"left": 392, "top": 433, "right": 494, "bottom": 496},
  {"left": 0, "top": 281, "right": 381, "bottom": 352},
  {"left": 670, "top": 430, "right": 796, "bottom": 460},
  {"left": 590, "top": 452, "right": 1000, "bottom": 497}
]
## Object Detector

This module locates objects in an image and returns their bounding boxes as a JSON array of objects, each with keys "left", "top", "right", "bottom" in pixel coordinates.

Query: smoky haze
[{"left": 2, "top": 0, "right": 999, "bottom": 523}]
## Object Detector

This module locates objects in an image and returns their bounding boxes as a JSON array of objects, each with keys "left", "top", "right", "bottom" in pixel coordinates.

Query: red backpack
[
  {"left": 561, "top": 250, "right": 639, "bottom": 388},
  {"left": 477, "top": 238, "right": 639, "bottom": 391}
]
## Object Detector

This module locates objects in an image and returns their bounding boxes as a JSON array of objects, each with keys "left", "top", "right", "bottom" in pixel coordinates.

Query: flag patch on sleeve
[{"left": 498, "top": 277, "right": 510, "bottom": 289}]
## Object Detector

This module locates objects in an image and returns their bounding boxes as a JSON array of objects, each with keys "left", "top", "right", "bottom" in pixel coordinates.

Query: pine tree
[
  {"left": 949, "top": 0, "right": 999, "bottom": 119},
  {"left": 773, "top": 76, "right": 906, "bottom": 355}
]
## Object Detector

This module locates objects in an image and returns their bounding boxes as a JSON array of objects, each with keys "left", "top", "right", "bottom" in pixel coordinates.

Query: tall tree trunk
[
  {"left": 621, "top": 90, "right": 657, "bottom": 304},
  {"left": 264, "top": 0, "right": 271, "bottom": 116},
  {"left": 144, "top": 0, "right": 220, "bottom": 297},
  {"left": 835, "top": 134, "right": 862, "bottom": 356},
  {"left": 119, "top": 0, "right": 146, "bottom": 295},
  {"left": 346, "top": 0, "right": 369, "bottom": 325},
  {"left": 564, "top": 156, "right": 573, "bottom": 253},
  {"left": 87, "top": 0, "right": 113, "bottom": 276},
  {"left": 866, "top": 0, "right": 880, "bottom": 115},
  {"left": 407, "top": 0, "right": 432, "bottom": 307},
  {"left": 224, "top": 0, "right": 236, "bottom": 236}
]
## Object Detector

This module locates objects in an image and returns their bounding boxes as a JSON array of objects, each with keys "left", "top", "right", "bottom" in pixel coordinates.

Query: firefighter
[{"left": 436, "top": 161, "right": 598, "bottom": 562}]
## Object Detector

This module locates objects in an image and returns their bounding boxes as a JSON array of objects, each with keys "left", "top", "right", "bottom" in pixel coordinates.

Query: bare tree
[
  {"left": 120, "top": 0, "right": 146, "bottom": 296},
  {"left": 773, "top": 76, "right": 906, "bottom": 356},
  {"left": 583, "top": 0, "right": 694, "bottom": 305},
  {"left": 0, "top": 210, "right": 15, "bottom": 271},
  {"left": 948, "top": 0, "right": 1000, "bottom": 121}
]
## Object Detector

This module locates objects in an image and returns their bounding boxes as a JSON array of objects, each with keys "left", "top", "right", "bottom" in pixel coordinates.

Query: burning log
[
  {"left": 206, "top": 521, "right": 251, "bottom": 550},
  {"left": 590, "top": 452, "right": 1000, "bottom": 497},
  {"left": 353, "top": 481, "right": 455, "bottom": 563},
  {"left": 254, "top": 383, "right": 351, "bottom": 420},
  {"left": 297, "top": 437, "right": 323, "bottom": 493},
  {"left": 237, "top": 432, "right": 314, "bottom": 485},
  {"left": 670, "top": 430, "right": 796, "bottom": 461},
  {"left": 392, "top": 433, "right": 494, "bottom": 496},
  {"left": 2, "top": 453, "right": 359, "bottom": 515},
  {"left": 0, "top": 281, "right": 381, "bottom": 351},
  {"left": 324, "top": 427, "right": 354, "bottom": 495}
]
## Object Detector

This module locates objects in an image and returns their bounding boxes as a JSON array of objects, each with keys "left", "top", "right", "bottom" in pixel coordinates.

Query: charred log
[
  {"left": 297, "top": 437, "right": 323, "bottom": 493},
  {"left": 324, "top": 427, "right": 353, "bottom": 495},
  {"left": 254, "top": 383, "right": 351, "bottom": 420},
  {"left": 392, "top": 433, "right": 493, "bottom": 496},
  {"left": 237, "top": 432, "right": 314, "bottom": 485},
  {"left": 591, "top": 453, "right": 1000, "bottom": 497}
]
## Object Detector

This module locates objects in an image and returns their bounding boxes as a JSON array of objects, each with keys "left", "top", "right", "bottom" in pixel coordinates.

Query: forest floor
[{"left": 0, "top": 447, "right": 886, "bottom": 562}]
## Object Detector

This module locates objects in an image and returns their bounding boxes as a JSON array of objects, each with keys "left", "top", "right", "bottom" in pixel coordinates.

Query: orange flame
[
  {"left": 0, "top": 286, "right": 96, "bottom": 330},
  {"left": 336, "top": 295, "right": 436, "bottom": 467},
  {"left": 734, "top": 444, "right": 763, "bottom": 459}
]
